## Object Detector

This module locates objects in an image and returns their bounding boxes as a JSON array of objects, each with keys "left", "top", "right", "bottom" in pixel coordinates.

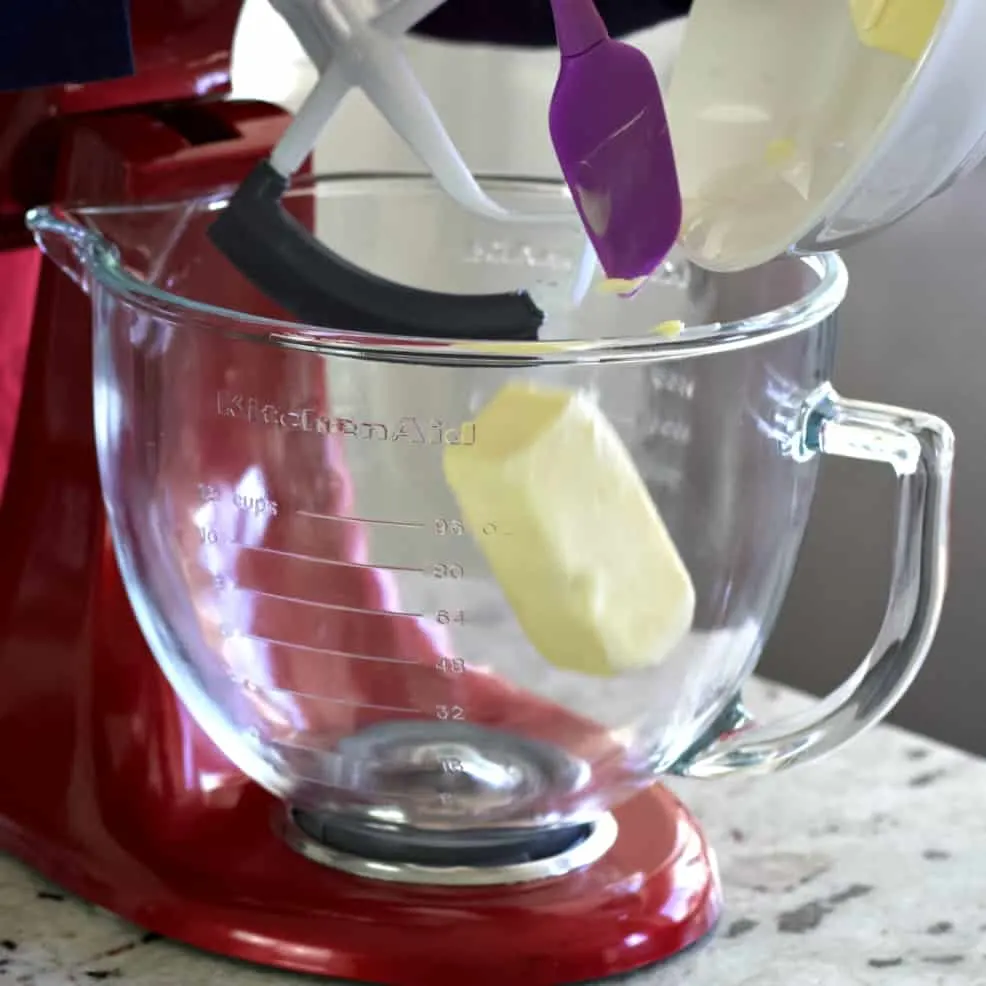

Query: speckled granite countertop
[{"left": 2, "top": 678, "right": 984, "bottom": 985}]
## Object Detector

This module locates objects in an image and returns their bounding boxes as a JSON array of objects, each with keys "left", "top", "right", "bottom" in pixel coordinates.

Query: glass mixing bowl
[{"left": 27, "top": 174, "right": 952, "bottom": 869}]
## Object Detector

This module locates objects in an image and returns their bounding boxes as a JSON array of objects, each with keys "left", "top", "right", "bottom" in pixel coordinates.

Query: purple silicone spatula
[{"left": 547, "top": 0, "right": 682, "bottom": 284}]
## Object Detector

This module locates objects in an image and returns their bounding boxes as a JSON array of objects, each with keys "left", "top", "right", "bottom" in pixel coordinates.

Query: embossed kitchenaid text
[{"left": 215, "top": 392, "right": 476, "bottom": 446}]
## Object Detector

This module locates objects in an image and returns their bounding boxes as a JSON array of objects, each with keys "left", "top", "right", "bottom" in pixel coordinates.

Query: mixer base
[
  {"left": 0, "top": 517, "right": 719, "bottom": 983},
  {"left": 2, "top": 781, "right": 720, "bottom": 985}
]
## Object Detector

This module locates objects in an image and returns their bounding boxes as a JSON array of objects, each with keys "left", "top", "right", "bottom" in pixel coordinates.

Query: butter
[
  {"left": 653, "top": 319, "right": 685, "bottom": 338},
  {"left": 765, "top": 137, "right": 798, "bottom": 167},
  {"left": 442, "top": 382, "right": 695, "bottom": 677},
  {"left": 598, "top": 276, "right": 647, "bottom": 297},
  {"left": 459, "top": 340, "right": 569, "bottom": 355},
  {"left": 763, "top": 136, "right": 813, "bottom": 199},
  {"left": 849, "top": 0, "right": 944, "bottom": 60}
]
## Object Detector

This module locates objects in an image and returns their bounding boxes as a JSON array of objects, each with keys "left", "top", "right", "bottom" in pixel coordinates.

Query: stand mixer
[{"left": 0, "top": 1, "right": 967, "bottom": 983}]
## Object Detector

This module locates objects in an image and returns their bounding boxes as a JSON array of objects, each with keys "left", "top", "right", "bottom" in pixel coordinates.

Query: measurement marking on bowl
[
  {"left": 297, "top": 510, "right": 427, "bottom": 530},
  {"left": 242, "top": 542, "right": 426, "bottom": 575},
  {"left": 215, "top": 580, "right": 466, "bottom": 627},
  {"left": 296, "top": 511, "right": 510, "bottom": 538},
  {"left": 223, "top": 630, "right": 420, "bottom": 666},
  {"left": 231, "top": 586, "right": 425, "bottom": 619},
  {"left": 239, "top": 681, "right": 422, "bottom": 717},
  {"left": 196, "top": 529, "right": 469, "bottom": 578}
]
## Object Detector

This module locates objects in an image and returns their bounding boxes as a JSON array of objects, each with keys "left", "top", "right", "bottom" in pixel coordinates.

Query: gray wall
[{"left": 760, "top": 165, "right": 986, "bottom": 757}]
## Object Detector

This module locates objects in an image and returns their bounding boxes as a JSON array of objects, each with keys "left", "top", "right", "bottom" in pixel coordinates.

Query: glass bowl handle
[{"left": 674, "top": 383, "right": 955, "bottom": 779}]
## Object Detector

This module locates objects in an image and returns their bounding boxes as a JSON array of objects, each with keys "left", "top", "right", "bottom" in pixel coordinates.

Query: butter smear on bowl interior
[
  {"left": 598, "top": 276, "right": 647, "bottom": 297},
  {"left": 653, "top": 319, "right": 684, "bottom": 337},
  {"left": 849, "top": 0, "right": 945, "bottom": 61},
  {"left": 442, "top": 381, "right": 695, "bottom": 677}
]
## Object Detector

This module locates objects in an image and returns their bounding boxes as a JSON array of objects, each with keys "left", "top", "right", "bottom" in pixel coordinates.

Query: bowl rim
[{"left": 28, "top": 171, "right": 849, "bottom": 367}]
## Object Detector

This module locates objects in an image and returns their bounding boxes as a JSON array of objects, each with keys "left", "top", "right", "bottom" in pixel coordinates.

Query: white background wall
[{"left": 229, "top": 0, "right": 685, "bottom": 178}]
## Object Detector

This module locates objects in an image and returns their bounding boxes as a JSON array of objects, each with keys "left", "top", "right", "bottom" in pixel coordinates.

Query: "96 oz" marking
[{"left": 434, "top": 518, "right": 505, "bottom": 537}]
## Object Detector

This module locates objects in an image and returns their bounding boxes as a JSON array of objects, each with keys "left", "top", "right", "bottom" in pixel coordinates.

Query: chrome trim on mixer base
[{"left": 278, "top": 809, "right": 619, "bottom": 886}]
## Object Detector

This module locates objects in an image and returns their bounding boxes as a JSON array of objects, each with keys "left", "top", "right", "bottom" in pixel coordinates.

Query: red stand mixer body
[{"left": 0, "top": 4, "right": 720, "bottom": 982}]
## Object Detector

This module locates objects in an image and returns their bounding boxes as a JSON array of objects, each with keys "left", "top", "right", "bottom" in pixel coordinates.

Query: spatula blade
[{"left": 549, "top": 40, "right": 681, "bottom": 282}]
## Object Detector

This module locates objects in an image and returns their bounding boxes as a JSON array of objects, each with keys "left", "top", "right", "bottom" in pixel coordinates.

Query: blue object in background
[{"left": 0, "top": 0, "right": 134, "bottom": 92}]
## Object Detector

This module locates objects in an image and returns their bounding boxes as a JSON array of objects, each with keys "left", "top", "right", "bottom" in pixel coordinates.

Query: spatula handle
[{"left": 549, "top": 0, "right": 610, "bottom": 56}]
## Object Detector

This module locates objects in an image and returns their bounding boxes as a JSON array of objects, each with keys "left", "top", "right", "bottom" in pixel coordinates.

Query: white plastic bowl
[{"left": 667, "top": 0, "right": 986, "bottom": 272}]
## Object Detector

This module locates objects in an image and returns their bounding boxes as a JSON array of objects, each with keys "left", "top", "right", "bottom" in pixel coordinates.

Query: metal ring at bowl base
[{"left": 278, "top": 809, "right": 619, "bottom": 887}]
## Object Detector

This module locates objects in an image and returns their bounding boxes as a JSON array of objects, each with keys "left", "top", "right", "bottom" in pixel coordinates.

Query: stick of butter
[
  {"left": 849, "top": 0, "right": 945, "bottom": 61},
  {"left": 442, "top": 381, "right": 695, "bottom": 677}
]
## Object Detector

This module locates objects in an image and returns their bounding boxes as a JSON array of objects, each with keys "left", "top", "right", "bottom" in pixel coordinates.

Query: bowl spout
[{"left": 25, "top": 206, "right": 109, "bottom": 293}]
